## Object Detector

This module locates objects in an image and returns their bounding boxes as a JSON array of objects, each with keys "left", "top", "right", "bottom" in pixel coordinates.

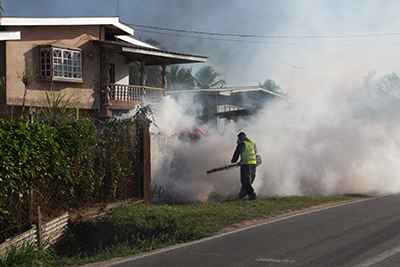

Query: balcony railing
[{"left": 109, "top": 84, "right": 165, "bottom": 103}]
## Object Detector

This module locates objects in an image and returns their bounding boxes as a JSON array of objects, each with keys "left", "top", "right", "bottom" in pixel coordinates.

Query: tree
[
  {"left": 167, "top": 65, "right": 195, "bottom": 90},
  {"left": 129, "top": 38, "right": 163, "bottom": 87},
  {"left": 0, "top": 1, "right": 3, "bottom": 18},
  {"left": 353, "top": 70, "right": 400, "bottom": 102},
  {"left": 194, "top": 66, "right": 226, "bottom": 89},
  {"left": 129, "top": 62, "right": 162, "bottom": 87},
  {"left": 259, "top": 79, "right": 282, "bottom": 93},
  {"left": 376, "top": 72, "right": 400, "bottom": 98}
]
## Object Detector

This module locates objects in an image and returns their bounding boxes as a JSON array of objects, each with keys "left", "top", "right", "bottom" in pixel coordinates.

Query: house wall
[
  {"left": 4, "top": 25, "right": 102, "bottom": 110},
  {"left": 110, "top": 53, "right": 129, "bottom": 85},
  {"left": 0, "top": 41, "right": 6, "bottom": 104}
]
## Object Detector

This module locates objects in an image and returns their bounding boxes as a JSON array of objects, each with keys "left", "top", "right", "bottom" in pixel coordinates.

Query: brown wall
[
  {"left": 0, "top": 41, "right": 6, "bottom": 104},
  {"left": 4, "top": 25, "right": 103, "bottom": 110}
]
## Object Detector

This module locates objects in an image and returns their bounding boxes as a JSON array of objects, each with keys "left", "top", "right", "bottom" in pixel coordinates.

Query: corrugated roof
[
  {"left": 168, "top": 86, "right": 288, "bottom": 98},
  {"left": 93, "top": 39, "right": 208, "bottom": 65}
]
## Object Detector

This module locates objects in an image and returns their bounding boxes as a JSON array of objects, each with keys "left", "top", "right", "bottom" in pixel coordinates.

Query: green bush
[{"left": 0, "top": 113, "right": 151, "bottom": 244}]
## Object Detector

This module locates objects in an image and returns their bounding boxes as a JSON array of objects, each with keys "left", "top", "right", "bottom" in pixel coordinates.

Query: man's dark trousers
[{"left": 238, "top": 164, "right": 256, "bottom": 199}]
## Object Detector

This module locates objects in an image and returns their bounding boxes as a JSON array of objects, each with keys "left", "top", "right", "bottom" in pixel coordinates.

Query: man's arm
[{"left": 231, "top": 141, "right": 245, "bottom": 163}]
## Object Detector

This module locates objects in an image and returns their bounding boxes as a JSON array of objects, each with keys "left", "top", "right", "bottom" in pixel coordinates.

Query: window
[{"left": 40, "top": 47, "right": 82, "bottom": 82}]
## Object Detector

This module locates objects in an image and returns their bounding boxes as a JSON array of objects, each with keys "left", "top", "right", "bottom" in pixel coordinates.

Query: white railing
[{"left": 109, "top": 84, "right": 165, "bottom": 103}]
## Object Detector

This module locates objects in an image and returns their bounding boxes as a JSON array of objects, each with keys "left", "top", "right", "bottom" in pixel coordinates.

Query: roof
[
  {"left": 214, "top": 109, "right": 258, "bottom": 118},
  {"left": 0, "top": 17, "right": 133, "bottom": 35},
  {"left": 116, "top": 35, "right": 161, "bottom": 50},
  {"left": 0, "top": 16, "right": 207, "bottom": 65},
  {"left": 93, "top": 39, "right": 208, "bottom": 65},
  {"left": 0, "top": 31, "right": 21, "bottom": 41},
  {"left": 167, "top": 86, "right": 288, "bottom": 98}
]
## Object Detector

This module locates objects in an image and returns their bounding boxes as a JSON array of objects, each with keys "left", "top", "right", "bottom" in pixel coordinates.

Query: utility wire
[
  {"left": 135, "top": 28, "right": 400, "bottom": 46},
  {"left": 128, "top": 23, "right": 400, "bottom": 39}
]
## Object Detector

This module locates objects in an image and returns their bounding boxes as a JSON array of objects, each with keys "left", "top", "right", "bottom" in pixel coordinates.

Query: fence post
[
  {"left": 143, "top": 122, "right": 151, "bottom": 203},
  {"left": 37, "top": 206, "right": 43, "bottom": 246}
]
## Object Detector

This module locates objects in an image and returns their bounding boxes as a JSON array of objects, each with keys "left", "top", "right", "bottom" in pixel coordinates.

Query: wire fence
[
  {"left": 151, "top": 133, "right": 188, "bottom": 202},
  {"left": 1, "top": 120, "right": 143, "bottom": 244}
]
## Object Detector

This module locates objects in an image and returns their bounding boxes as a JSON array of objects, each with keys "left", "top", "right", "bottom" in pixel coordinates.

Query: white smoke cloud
[{"left": 149, "top": 78, "right": 400, "bottom": 201}]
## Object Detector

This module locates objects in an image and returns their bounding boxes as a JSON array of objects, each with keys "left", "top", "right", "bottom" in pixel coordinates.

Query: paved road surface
[{"left": 98, "top": 194, "right": 400, "bottom": 267}]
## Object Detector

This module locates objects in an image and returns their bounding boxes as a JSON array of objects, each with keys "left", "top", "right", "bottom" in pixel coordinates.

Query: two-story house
[{"left": 0, "top": 17, "right": 207, "bottom": 119}]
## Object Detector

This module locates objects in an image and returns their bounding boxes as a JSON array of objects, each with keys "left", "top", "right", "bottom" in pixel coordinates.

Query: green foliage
[
  {"left": 0, "top": 239, "right": 53, "bottom": 267},
  {"left": 0, "top": 1, "right": 3, "bottom": 18},
  {"left": 167, "top": 65, "right": 195, "bottom": 90},
  {"left": 259, "top": 79, "right": 282, "bottom": 93},
  {"left": 194, "top": 66, "right": 226, "bottom": 89},
  {"left": 17, "top": 65, "right": 36, "bottom": 114},
  {"left": 128, "top": 38, "right": 163, "bottom": 87},
  {"left": 35, "top": 88, "right": 80, "bottom": 126},
  {"left": 0, "top": 104, "right": 154, "bottom": 241},
  {"left": 0, "top": 118, "right": 97, "bottom": 223},
  {"left": 376, "top": 72, "right": 400, "bottom": 98},
  {"left": 0, "top": 76, "right": 5, "bottom": 92},
  {"left": 132, "top": 104, "right": 155, "bottom": 124},
  {"left": 16, "top": 65, "right": 36, "bottom": 87}
]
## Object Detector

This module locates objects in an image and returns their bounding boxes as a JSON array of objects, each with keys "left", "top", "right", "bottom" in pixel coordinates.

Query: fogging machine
[{"left": 206, "top": 155, "right": 262, "bottom": 174}]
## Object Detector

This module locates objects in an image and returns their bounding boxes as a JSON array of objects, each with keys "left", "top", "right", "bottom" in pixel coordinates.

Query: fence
[
  {"left": 1, "top": 119, "right": 150, "bottom": 244},
  {"left": 150, "top": 133, "right": 189, "bottom": 202},
  {"left": 0, "top": 210, "right": 68, "bottom": 256}
]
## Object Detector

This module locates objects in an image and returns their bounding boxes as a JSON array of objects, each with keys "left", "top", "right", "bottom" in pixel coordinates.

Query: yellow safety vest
[{"left": 241, "top": 139, "right": 256, "bottom": 165}]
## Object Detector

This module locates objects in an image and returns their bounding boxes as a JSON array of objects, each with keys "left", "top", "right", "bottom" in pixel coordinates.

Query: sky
[{"left": 4, "top": 0, "right": 400, "bottom": 98}]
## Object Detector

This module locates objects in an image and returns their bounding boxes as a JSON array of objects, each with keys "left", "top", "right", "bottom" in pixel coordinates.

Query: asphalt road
[{"left": 98, "top": 194, "right": 400, "bottom": 267}]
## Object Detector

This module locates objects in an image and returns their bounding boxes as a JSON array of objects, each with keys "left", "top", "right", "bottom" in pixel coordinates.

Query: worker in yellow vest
[{"left": 231, "top": 132, "right": 257, "bottom": 200}]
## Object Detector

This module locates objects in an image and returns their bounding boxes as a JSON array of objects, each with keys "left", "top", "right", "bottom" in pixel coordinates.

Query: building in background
[{"left": 167, "top": 86, "right": 288, "bottom": 133}]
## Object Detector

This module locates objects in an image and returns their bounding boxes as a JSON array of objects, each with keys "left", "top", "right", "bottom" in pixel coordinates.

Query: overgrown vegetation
[
  {"left": 45, "top": 195, "right": 358, "bottom": 266},
  {"left": 0, "top": 102, "right": 155, "bottom": 244}
]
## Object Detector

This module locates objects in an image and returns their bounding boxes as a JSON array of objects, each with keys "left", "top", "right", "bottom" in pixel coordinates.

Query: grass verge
[{"left": 6, "top": 195, "right": 363, "bottom": 266}]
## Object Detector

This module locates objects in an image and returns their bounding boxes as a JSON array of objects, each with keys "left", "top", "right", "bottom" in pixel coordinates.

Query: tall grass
[{"left": 0, "top": 239, "right": 53, "bottom": 267}]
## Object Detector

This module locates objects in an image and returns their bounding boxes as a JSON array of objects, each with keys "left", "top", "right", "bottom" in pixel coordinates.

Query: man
[{"left": 231, "top": 132, "right": 257, "bottom": 200}]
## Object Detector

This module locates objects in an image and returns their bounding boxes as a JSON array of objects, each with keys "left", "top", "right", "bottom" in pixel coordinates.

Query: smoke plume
[{"left": 148, "top": 77, "right": 400, "bottom": 201}]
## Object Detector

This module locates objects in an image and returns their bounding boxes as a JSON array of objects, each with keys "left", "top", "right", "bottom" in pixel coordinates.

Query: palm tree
[
  {"left": 259, "top": 79, "right": 282, "bottom": 93},
  {"left": 0, "top": 1, "right": 4, "bottom": 18},
  {"left": 194, "top": 66, "right": 226, "bottom": 89},
  {"left": 129, "top": 38, "right": 163, "bottom": 87},
  {"left": 167, "top": 65, "right": 195, "bottom": 90},
  {"left": 376, "top": 72, "right": 400, "bottom": 98}
]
